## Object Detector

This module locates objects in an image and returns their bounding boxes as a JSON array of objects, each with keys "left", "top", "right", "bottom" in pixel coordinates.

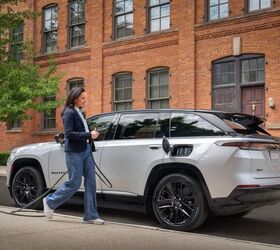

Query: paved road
[{"left": 1, "top": 176, "right": 280, "bottom": 247}]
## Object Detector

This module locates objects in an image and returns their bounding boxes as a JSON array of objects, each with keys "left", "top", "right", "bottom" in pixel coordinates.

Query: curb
[{"left": 0, "top": 165, "right": 7, "bottom": 177}]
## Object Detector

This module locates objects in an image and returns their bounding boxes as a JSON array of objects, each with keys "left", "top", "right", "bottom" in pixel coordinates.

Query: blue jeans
[{"left": 46, "top": 144, "right": 99, "bottom": 221}]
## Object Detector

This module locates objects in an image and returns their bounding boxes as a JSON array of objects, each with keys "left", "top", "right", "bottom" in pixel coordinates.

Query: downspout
[{"left": 101, "top": 0, "right": 105, "bottom": 113}]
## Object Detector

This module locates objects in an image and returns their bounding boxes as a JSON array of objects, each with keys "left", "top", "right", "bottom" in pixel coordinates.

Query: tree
[{"left": 0, "top": 0, "right": 62, "bottom": 123}]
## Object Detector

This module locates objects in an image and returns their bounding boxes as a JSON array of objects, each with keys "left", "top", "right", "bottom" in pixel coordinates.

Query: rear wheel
[
  {"left": 11, "top": 166, "right": 45, "bottom": 209},
  {"left": 152, "top": 173, "right": 208, "bottom": 231}
]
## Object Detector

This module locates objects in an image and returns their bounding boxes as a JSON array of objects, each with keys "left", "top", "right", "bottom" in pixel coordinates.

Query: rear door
[
  {"left": 242, "top": 86, "right": 265, "bottom": 117},
  {"left": 163, "top": 112, "right": 227, "bottom": 164}
]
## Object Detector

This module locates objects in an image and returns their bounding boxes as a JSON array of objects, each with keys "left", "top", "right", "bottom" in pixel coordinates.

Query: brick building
[{"left": 1, "top": 0, "right": 280, "bottom": 152}]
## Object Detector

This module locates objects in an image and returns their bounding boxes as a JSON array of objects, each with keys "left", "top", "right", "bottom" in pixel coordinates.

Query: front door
[{"left": 242, "top": 86, "right": 265, "bottom": 117}]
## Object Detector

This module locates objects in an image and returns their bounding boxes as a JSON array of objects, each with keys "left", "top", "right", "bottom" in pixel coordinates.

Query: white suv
[{"left": 6, "top": 110, "right": 280, "bottom": 231}]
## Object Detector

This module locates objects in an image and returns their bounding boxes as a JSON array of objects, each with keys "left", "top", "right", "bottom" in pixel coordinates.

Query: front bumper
[{"left": 209, "top": 184, "right": 280, "bottom": 215}]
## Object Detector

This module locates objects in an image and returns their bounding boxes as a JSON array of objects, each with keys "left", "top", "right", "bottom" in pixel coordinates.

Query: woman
[{"left": 43, "top": 87, "right": 104, "bottom": 225}]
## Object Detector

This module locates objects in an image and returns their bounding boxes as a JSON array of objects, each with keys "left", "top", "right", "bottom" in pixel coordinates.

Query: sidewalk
[
  {"left": 0, "top": 165, "right": 7, "bottom": 177},
  {"left": 0, "top": 206, "right": 279, "bottom": 250}
]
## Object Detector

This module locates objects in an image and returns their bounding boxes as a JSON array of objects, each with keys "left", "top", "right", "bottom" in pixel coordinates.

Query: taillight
[{"left": 216, "top": 141, "right": 280, "bottom": 150}]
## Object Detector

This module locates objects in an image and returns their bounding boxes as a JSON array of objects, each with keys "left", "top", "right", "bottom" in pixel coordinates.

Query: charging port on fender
[{"left": 171, "top": 145, "right": 193, "bottom": 157}]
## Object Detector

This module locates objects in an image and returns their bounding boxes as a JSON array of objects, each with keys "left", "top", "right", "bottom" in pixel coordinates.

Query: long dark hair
[{"left": 61, "top": 87, "right": 85, "bottom": 116}]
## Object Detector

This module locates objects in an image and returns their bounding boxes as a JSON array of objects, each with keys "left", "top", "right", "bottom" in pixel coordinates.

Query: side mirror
[
  {"left": 54, "top": 133, "right": 65, "bottom": 144},
  {"left": 162, "top": 136, "right": 171, "bottom": 154}
]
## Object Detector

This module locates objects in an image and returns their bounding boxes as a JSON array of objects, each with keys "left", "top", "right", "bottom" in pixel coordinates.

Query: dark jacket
[{"left": 62, "top": 106, "right": 94, "bottom": 152}]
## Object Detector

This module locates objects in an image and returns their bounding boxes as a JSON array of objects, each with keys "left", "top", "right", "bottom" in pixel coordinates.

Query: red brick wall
[
  {"left": 0, "top": 0, "right": 279, "bottom": 152},
  {"left": 195, "top": 4, "right": 280, "bottom": 136}
]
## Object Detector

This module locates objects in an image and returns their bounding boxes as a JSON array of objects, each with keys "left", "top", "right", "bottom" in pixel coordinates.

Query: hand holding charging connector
[{"left": 91, "top": 127, "right": 99, "bottom": 140}]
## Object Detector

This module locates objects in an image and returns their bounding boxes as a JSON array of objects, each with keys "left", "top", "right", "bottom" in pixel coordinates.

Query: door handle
[{"left": 148, "top": 145, "right": 161, "bottom": 150}]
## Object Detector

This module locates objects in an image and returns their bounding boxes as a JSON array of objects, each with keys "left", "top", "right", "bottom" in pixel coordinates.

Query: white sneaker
[
  {"left": 43, "top": 197, "right": 54, "bottom": 219},
  {"left": 83, "top": 218, "right": 105, "bottom": 225}
]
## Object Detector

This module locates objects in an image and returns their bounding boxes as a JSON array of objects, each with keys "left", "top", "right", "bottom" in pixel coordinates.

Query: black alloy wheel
[
  {"left": 152, "top": 173, "right": 208, "bottom": 231},
  {"left": 12, "top": 166, "right": 44, "bottom": 209}
]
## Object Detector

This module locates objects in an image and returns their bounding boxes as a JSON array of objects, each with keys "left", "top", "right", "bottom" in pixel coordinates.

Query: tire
[
  {"left": 152, "top": 173, "right": 208, "bottom": 231},
  {"left": 11, "top": 166, "right": 45, "bottom": 209}
]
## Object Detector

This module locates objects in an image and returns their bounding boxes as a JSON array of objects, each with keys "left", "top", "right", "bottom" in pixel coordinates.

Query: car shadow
[
  {"left": 194, "top": 215, "right": 280, "bottom": 246},
  {"left": 58, "top": 203, "right": 280, "bottom": 246}
]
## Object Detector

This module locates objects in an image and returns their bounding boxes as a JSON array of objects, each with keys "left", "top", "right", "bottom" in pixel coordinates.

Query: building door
[
  {"left": 242, "top": 86, "right": 265, "bottom": 117},
  {"left": 212, "top": 54, "right": 265, "bottom": 117}
]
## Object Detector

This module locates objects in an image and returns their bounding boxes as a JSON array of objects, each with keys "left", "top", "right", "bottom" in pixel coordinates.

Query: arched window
[
  {"left": 67, "top": 78, "right": 84, "bottom": 92},
  {"left": 113, "top": 72, "right": 132, "bottom": 111},
  {"left": 147, "top": 67, "right": 169, "bottom": 109}
]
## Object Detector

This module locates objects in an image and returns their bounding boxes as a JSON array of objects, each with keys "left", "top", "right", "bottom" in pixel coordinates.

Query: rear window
[
  {"left": 114, "top": 113, "right": 159, "bottom": 139},
  {"left": 170, "top": 113, "right": 224, "bottom": 137}
]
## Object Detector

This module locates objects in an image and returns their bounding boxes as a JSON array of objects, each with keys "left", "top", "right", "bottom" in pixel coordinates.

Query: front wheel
[
  {"left": 11, "top": 166, "right": 45, "bottom": 209},
  {"left": 152, "top": 173, "right": 208, "bottom": 231}
]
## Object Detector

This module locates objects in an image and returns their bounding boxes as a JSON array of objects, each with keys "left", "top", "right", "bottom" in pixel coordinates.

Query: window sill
[
  {"left": 103, "top": 29, "right": 178, "bottom": 49},
  {"left": 35, "top": 46, "right": 90, "bottom": 61},
  {"left": 266, "top": 124, "right": 280, "bottom": 130},
  {"left": 32, "top": 130, "right": 61, "bottom": 136},
  {"left": 196, "top": 8, "right": 280, "bottom": 30},
  {"left": 6, "top": 129, "right": 23, "bottom": 134}
]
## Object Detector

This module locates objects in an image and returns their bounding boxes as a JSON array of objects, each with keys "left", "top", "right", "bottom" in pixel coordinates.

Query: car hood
[{"left": 11, "top": 142, "right": 58, "bottom": 155}]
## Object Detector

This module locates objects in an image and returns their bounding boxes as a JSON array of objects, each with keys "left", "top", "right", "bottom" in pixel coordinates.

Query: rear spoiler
[{"left": 211, "top": 112, "right": 270, "bottom": 136}]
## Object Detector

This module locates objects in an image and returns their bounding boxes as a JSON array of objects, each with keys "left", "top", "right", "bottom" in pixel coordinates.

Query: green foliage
[
  {"left": 0, "top": 152, "right": 10, "bottom": 165},
  {"left": 0, "top": 0, "right": 63, "bottom": 123}
]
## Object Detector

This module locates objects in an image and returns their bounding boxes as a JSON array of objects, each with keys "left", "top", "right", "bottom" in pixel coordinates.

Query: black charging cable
[{"left": 0, "top": 157, "right": 112, "bottom": 217}]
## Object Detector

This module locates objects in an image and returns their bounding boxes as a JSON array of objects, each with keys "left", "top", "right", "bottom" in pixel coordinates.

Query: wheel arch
[
  {"left": 10, "top": 158, "right": 47, "bottom": 194},
  {"left": 144, "top": 162, "right": 212, "bottom": 214}
]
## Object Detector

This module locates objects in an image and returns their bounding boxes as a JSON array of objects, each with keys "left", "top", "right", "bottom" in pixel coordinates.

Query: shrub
[{"left": 0, "top": 152, "right": 10, "bottom": 165}]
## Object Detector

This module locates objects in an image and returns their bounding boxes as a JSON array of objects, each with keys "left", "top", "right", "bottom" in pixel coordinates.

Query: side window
[
  {"left": 170, "top": 113, "right": 223, "bottom": 137},
  {"left": 87, "top": 115, "right": 115, "bottom": 141},
  {"left": 114, "top": 113, "right": 159, "bottom": 140},
  {"left": 154, "top": 112, "right": 170, "bottom": 138}
]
